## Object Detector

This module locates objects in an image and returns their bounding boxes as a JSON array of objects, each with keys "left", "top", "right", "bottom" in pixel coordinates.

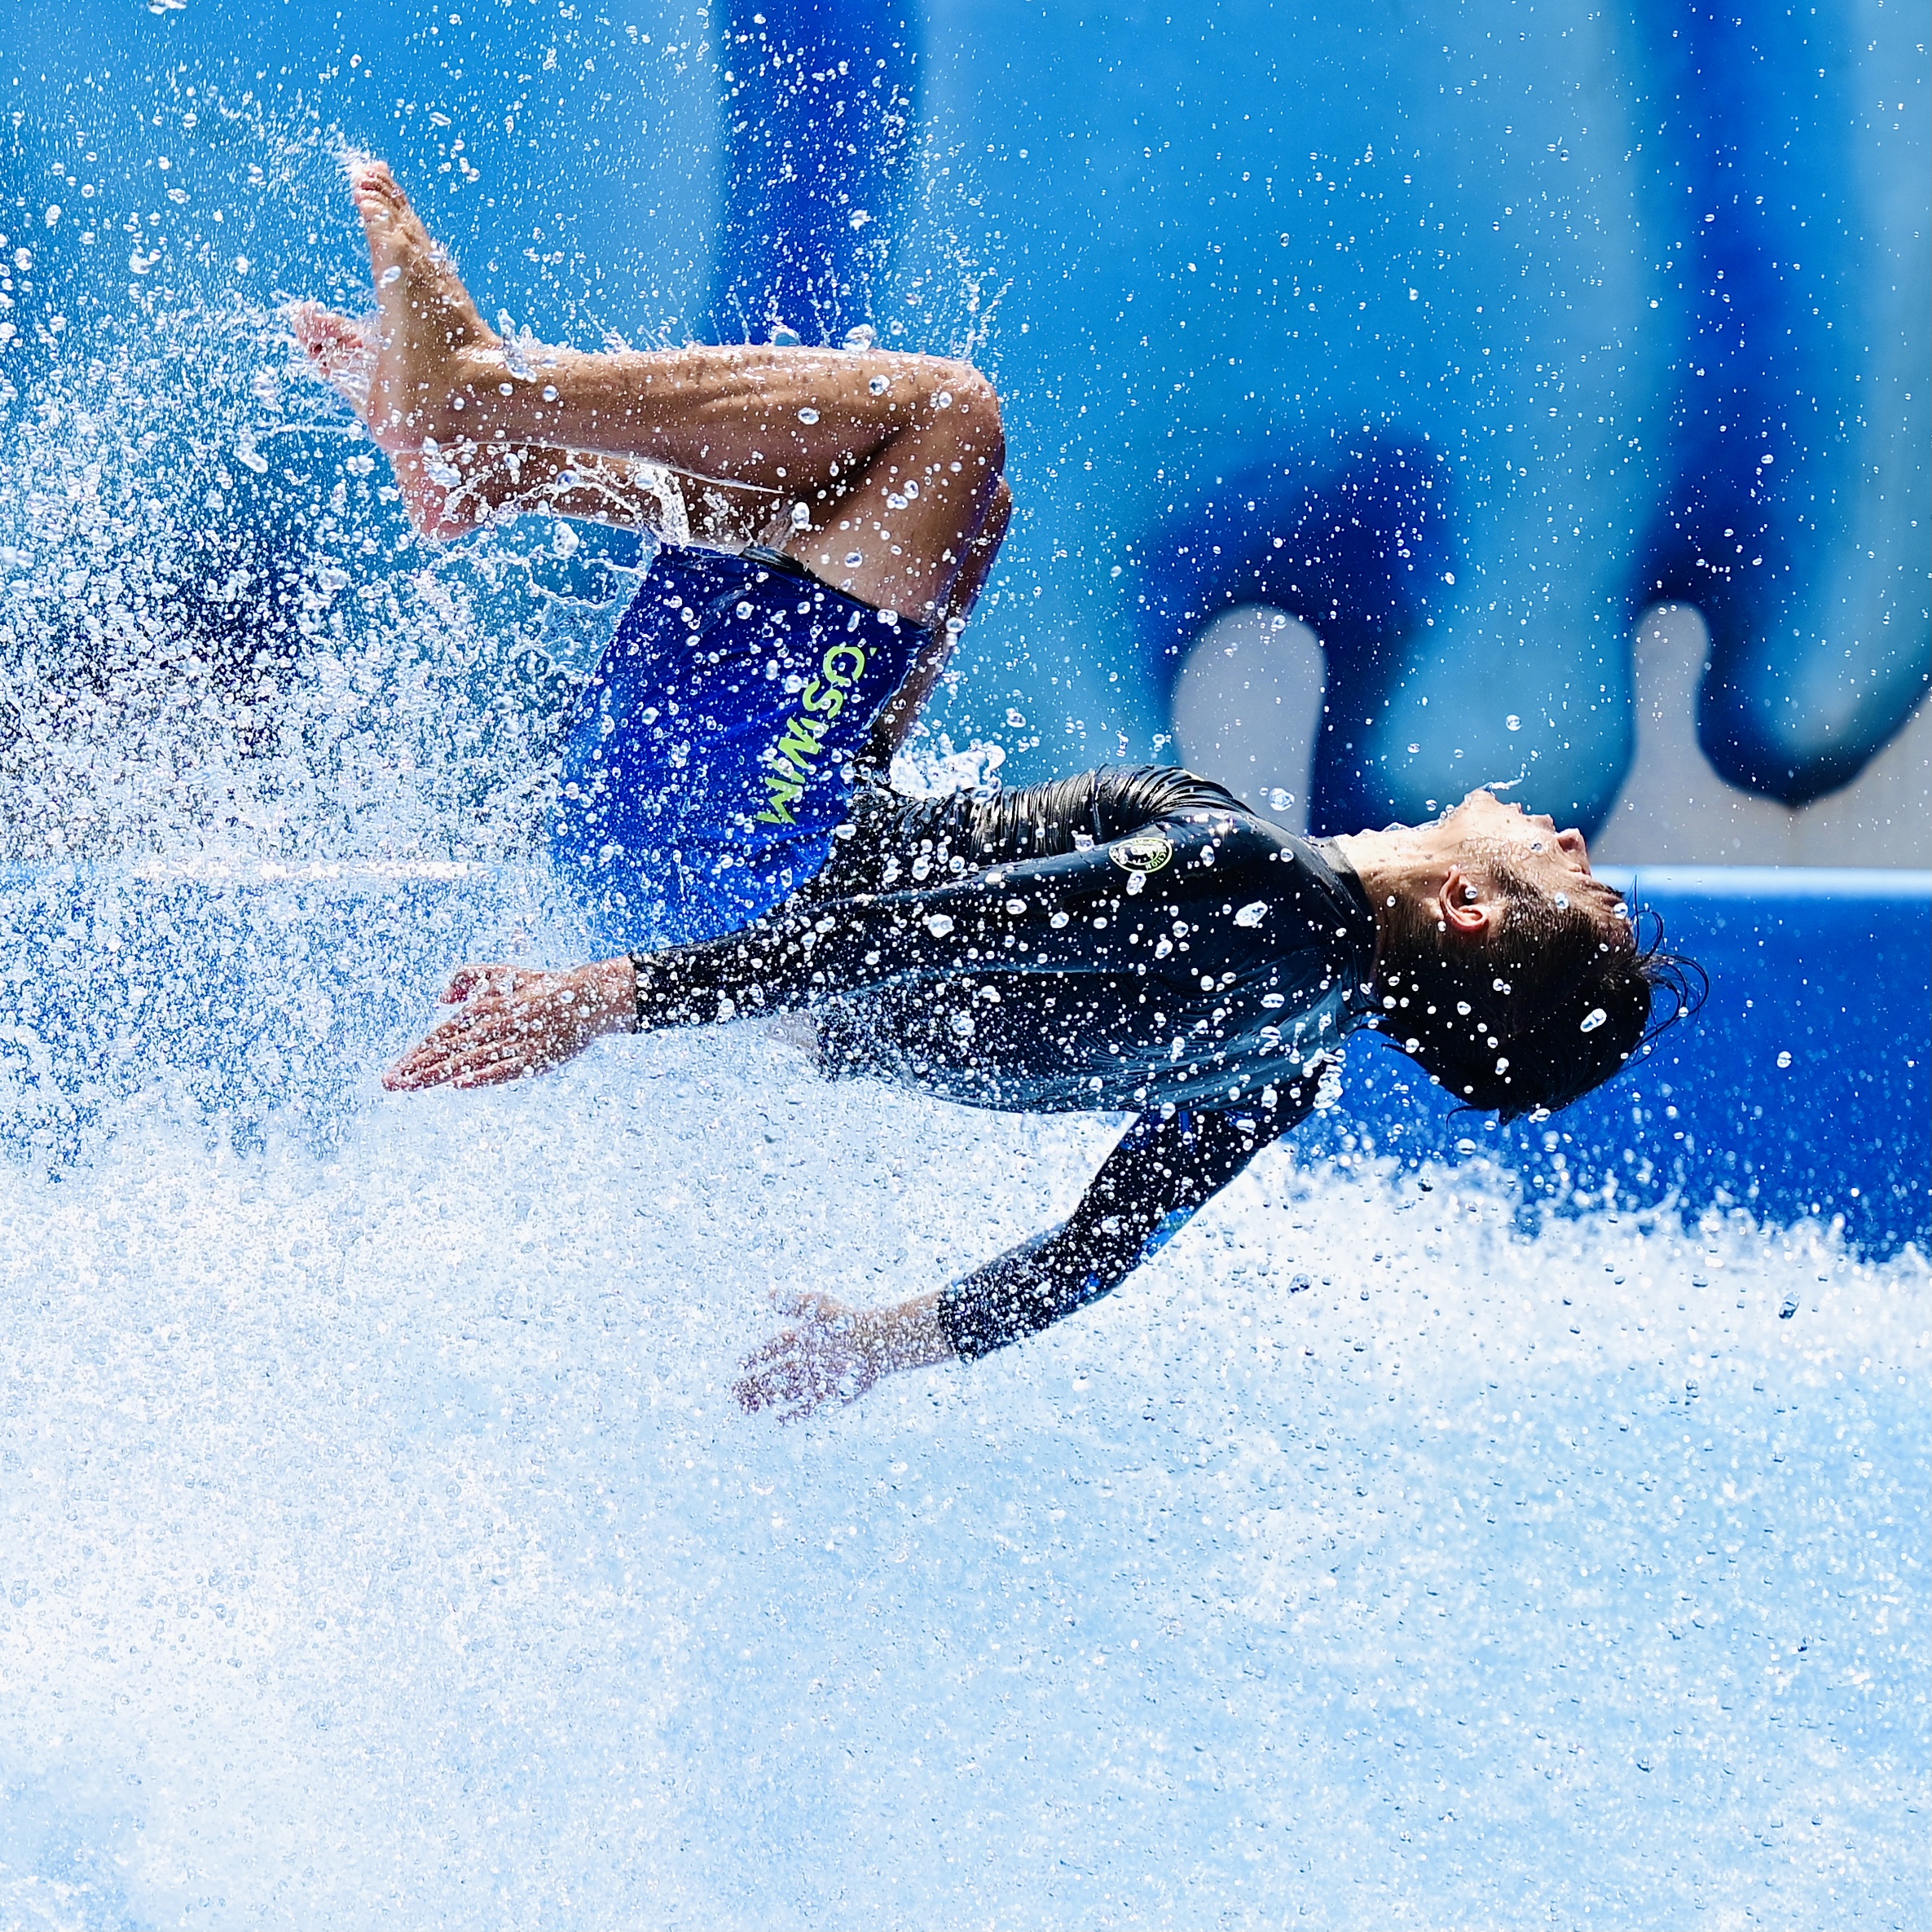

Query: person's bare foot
[
  {"left": 287, "top": 299, "right": 489, "bottom": 541},
  {"left": 288, "top": 299, "right": 373, "bottom": 411},
  {"left": 345, "top": 155, "right": 501, "bottom": 452}
]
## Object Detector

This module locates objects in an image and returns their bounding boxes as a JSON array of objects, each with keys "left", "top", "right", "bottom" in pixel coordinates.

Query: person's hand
[
  {"left": 735, "top": 1292, "right": 882, "bottom": 1421},
  {"left": 383, "top": 957, "right": 634, "bottom": 1091},
  {"left": 734, "top": 1292, "right": 887, "bottom": 1422},
  {"left": 735, "top": 1288, "right": 955, "bottom": 1422}
]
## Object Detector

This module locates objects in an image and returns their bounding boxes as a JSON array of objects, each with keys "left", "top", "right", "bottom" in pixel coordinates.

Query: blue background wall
[{"left": 2, "top": 0, "right": 1925, "bottom": 836}]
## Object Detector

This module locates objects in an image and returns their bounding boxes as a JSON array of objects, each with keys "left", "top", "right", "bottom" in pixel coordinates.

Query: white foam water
[{"left": 0, "top": 1023, "right": 1923, "bottom": 1928}]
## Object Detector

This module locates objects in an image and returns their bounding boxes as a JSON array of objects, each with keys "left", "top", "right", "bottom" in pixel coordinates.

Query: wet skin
[{"left": 295, "top": 157, "right": 1006, "bottom": 625}]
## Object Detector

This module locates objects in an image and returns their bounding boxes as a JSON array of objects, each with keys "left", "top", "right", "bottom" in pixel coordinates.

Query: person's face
[{"left": 1434, "top": 788, "right": 1626, "bottom": 923}]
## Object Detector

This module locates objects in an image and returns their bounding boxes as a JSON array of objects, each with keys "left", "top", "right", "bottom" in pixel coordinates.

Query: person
[{"left": 297, "top": 159, "right": 1697, "bottom": 1423}]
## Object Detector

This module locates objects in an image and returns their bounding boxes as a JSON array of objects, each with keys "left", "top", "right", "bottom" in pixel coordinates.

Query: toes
[
  {"left": 348, "top": 155, "right": 401, "bottom": 199},
  {"left": 350, "top": 172, "right": 396, "bottom": 215},
  {"left": 338, "top": 147, "right": 385, "bottom": 187},
  {"left": 350, "top": 173, "right": 410, "bottom": 241},
  {"left": 286, "top": 304, "right": 370, "bottom": 379}
]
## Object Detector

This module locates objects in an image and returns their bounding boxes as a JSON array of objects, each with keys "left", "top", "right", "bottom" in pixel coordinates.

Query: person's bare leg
[
  {"left": 866, "top": 478, "right": 1012, "bottom": 764},
  {"left": 336, "top": 158, "right": 1002, "bottom": 622},
  {"left": 290, "top": 302, "right": 779, "bottom": 548}
]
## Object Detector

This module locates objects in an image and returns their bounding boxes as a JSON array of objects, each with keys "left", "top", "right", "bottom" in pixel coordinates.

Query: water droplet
[
  {"left": 797, "top": 407, "right": 820, "bottom": 424},
  {"left": 1554, "top": 892, "right": 1569, "bottom": 910},
  {"left": 1779, "top": 1295, "right": 1798, "bottom": 1319},
  {"left": 541, "top": 384, "right": 559, "bottom": 402},
  {"left": 887, "top": 492, "right": 907, "bottom": 509},
  {"left": 1234, "top": 901, "right": 1268, "bottom": 928},
  {"left": 1494, "top": 1056, "right": 1510, "bottom": 1073},
  {"left": 935, "top": 389, "right": 953, "bottom": 408},
  {"left": 844, "top": 550, "right": 864, "bottom": 567},
  {"left": 1406, "top": 742, "right": 1421, "bottom": 755},
  {"left": 1579, "top": 1006, "right": 1607, "bottom": 1032},
  {"left": 769, "top": 323, "right": 802, "bottom": 347},
  {"left": 499, "top": 382, "right": 514, "bottom": 396},
  {"left": 790, "top": 502, "right": 812, "bottom": 528},
  {"left": 903, "top": 479, "right": 920, "bottom": 499},
  {"left": 843, "top": 323, "right": 876, "bottom": 352},
  {"left": 869, "top": 375, "right": 891, "bottom": 396},
  {"left": 379, "top": 264, "right": 403, "bottom": 287},
  {"left": 1506, "top": 714, "right": 1522, "bottom": 731},
  {"left": 1776, "top": 1050, "right": 1793, "bottom": 1068},
  {"left": 736, "top": 601, "right": 753, "bottom": 619},
  {"left": 924, "top": 914, "right": 955, "bottom": 937},
  {"left": 497, "top": 319, "right": 536, "bottom": 380}
]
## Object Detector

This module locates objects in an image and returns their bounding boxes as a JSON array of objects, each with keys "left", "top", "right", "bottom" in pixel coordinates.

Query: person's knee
[{"left": 930, "top": 361, "right": 1006, "bottom": 478}]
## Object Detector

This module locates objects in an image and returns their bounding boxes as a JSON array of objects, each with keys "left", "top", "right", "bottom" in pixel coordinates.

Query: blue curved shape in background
[
  {"left": 1104, "top": 0, "right": 1926, "bottom": 831},
  {"left": 1634, "top": 0, "right": 1930, "bottom": 805},
  {"left": 1127, "top": 437, "right": 1460, "bottom": 834},
  {"left": 896, "top": 0, "right": 1924, "bottom": 823},
  {"left": 920, "top": 0, "right": 1679, "bottom": 828}
]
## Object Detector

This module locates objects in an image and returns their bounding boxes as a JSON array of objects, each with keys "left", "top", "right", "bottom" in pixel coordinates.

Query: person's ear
[{"left": 1436, "top": 865, "right": 1493, "bottom": 939}]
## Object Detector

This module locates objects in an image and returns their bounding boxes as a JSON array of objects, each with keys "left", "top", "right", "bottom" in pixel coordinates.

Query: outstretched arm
[
  {"left": 733, "top": 1091, "right": 1315, "bottom": 1421},
  {"left": 385, "top": 802, "right": 1269, "bottom": 1090},
  {"left": 935, "top": 1098, "right": 1310, "bottom": 1358}
]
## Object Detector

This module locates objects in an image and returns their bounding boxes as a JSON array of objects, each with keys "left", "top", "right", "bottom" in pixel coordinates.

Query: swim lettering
[{"left": 755, "top": 638, "right": 869, "bottom": 825}]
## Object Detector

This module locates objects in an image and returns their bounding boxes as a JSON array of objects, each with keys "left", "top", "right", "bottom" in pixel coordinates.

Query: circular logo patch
[{"left": 1109, "top": 834, "right": 1173, "bottom": 875}]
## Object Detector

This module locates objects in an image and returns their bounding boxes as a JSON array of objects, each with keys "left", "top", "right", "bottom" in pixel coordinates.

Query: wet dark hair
[{"left": 1370, "top": 852, "right": 1705, "bottom": 1122}]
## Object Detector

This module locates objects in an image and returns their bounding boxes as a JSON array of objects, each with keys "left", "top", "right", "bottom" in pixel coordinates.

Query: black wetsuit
[{"left": 629, "top": 767, "right": 1380, "bottom": 1359}]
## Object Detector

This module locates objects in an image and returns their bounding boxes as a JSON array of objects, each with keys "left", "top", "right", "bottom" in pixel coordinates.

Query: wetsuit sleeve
[
  {"left": 626, "top": 804, "right": 1252, "bottom": 1028},
  {"left": 935, "top": 1084, "right": 1320, "bottom": 1362}
]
